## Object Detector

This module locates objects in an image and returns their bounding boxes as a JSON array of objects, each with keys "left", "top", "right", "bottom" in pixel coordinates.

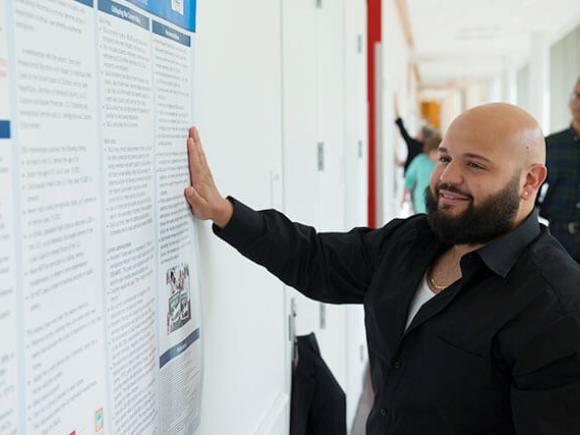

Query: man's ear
[{"left": 523, "top": 164, "right": 547, "bottom": 194}]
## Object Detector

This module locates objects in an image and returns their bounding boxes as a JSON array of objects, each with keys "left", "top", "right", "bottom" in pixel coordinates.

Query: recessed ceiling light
[{"left": 456, "top": 27, "right": 502, "bottom": 40}]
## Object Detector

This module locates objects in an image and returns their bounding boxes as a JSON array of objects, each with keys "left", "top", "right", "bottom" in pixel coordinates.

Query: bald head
[
  {"left": 447, "top": 103, "right": 545, "bottom": 167},
  {"left": 433, "top": 103, "right": 548, "bottom": 226}
]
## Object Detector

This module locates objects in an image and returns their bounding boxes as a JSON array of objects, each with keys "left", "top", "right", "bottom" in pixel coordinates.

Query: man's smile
[{"left": 437, "top": 189, "right": 471, "bottom": 206}]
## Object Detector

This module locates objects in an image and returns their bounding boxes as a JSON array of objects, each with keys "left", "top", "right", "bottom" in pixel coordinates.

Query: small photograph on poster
[
  {"left": 172, "top": 0, "right": 184, "bottom": 15},
  {"left": 166, "top": 263, "right": 191, "bottom": 334}
]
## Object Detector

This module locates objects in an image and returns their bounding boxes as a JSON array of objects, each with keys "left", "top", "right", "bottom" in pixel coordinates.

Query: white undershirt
[{"left": 405, "top": 274, "right": 437, "bottom": 330}]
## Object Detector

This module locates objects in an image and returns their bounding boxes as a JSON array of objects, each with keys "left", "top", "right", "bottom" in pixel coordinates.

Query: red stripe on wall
[{"left": 367, "top": 0, "right": 381, "bottom": 228}]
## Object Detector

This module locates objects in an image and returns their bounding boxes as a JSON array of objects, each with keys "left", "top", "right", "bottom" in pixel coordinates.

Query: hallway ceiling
[{"left": 407, "top": 0, "right": 580, "bottom": 88}]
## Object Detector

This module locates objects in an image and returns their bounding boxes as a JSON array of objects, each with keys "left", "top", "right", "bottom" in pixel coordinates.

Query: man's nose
[{"left": 439, "top": 161, "right": 463, "bottom": 185}]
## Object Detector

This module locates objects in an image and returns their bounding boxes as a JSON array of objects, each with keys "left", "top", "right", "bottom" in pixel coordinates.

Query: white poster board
[{"left": 0, "top": 0, "right": 202, "bottom": 433}]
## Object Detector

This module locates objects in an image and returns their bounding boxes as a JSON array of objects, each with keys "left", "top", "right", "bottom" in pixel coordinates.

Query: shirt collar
[
  {"left": 569, "top": 124, "right": 580, "bottom": 141},
  {"left": 476, "top": 209, "right": 541, "bottom": 278}
]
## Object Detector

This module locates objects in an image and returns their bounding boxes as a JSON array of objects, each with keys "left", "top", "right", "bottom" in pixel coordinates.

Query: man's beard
[{"left": 425, "top": 175, "right": 521, "bottom": 245}]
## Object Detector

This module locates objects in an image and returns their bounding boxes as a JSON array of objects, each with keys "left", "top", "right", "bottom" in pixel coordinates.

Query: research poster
[{"left": 0, "top": 0, "right": 202, "bottom": 434}]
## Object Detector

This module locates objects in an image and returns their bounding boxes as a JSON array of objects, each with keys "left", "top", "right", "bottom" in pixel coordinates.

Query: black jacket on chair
[{"left": 290, "top": 333, "right": 346, "bottom": 435}]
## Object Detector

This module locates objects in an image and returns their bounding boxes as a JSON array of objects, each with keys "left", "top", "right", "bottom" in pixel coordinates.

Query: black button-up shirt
[{"left": 215, "top": 198, "right": 580, "bottom": 435}]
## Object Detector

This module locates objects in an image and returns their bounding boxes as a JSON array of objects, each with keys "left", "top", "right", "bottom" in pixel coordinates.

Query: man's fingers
[
  {"left": 187, "top": 137, "right": 197, "bottom": 185},
  {"left": 184, "top": 186, "right": 198, "bottom": 204},
  {"left": 190, "top": 129, "right": 214, "bottom": 185},
  {"left": 187, "top": 126, "right": 206, "bottom": 183},
  {"left": 198, "top": 139, "right": 210, "bottom": 171},
  {"left": 187, "top": 129, "right": 210, "bottom": 181},
  {"left": 184, "top": 186, "right": 194, "bottom": 202},
  {"left": 189, "top": 126, "right": 197, "bottom": 139},
  {"left": 184, "top": 186, "right": 205, "bottom": 212},
  {"left": 191, "top": 127, "right": 210, "bottom": 171},
  {"left": 185, "top": 126, "right": 220, "bottom": 221}
]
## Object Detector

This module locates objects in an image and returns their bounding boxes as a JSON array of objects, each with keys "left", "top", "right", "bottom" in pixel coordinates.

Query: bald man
[{"left": 185, "top": 103, "right": 580, "bottom": 435}]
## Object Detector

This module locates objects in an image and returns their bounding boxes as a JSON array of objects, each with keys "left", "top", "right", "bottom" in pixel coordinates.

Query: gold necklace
[
  {"left": 427, "top": 273, "right": 447, "bottom": 291},
  {"left": 428, "top": 247, "right": 460, "bottom": 291}
]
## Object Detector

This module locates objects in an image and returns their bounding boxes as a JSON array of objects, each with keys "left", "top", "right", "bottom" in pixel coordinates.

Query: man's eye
[
  {"left": 439, "top": 156, "right": 450, "bottom": 163},
  {"left": 467, "top": 162, "right": 483, "bottom": 169}
]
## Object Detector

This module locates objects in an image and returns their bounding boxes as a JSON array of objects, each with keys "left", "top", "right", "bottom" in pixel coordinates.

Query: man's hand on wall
[{"left": 184, "top": 127, "right": 234, "bottom": 228}]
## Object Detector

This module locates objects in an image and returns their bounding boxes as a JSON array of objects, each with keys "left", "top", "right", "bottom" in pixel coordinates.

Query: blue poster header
[
  {"left": 152, "top": 20, "right": 191, "bottom": 47},
  {"left": 159, "top": 328, "right": 200, "bottom": 368},
  {"left": 74, "top": 0, "right": 94, "bottom": 7},
  {"left": 126, "top": 0, "right": 196, "bottom": 32},
  {"left": 0, "top": 121, "right": 11, "bottom": 139},
  {"left": 98, "top": 0, "right": 150, "bottom": 31}
]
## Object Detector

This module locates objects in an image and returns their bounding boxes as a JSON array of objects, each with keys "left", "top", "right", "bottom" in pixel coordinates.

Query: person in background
[
  {"left": 402, "top": 134, "right": 442, "bottom": 214},
  {"left": 538, "top": 77, "right": 580, "bottom": 262},
  {"left": 393, "top": 94, "right": 434, "bottom": 174}
]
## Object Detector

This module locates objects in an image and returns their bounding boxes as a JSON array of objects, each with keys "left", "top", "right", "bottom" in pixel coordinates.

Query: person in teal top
[{"left": 403, "top": 134, "right": 441, "bottom": 214}]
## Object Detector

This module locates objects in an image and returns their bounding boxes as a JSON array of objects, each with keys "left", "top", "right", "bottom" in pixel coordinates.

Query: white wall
[
  {"left": 194, "top": 1, "right": 288, "bottom": 433},
  {"left": 314, "top": 0, "right": 349, "bottom": 399},
  {"left": 382, "top": 0, "right": 415, "bottom": 223},
  {"left": 343, "top": 0, "right": 369, "bottom": 428},
  {"left": 439, "top": 89, "right": 464, "bottom": 134},
  {"left": 516, "top": 64, "right": 532, "bottom": 114},
  {"left": 550, "top": 23, "right": 580, "bottom": 133},
  {"left": 193, "top": 1, "right": 369, "bottom": 433},
  {"left": 282, "top": 0, "right": 369, "bottom": 430},
  {"left": 463, "top": 80, "right": 490, "bottom": 109}
]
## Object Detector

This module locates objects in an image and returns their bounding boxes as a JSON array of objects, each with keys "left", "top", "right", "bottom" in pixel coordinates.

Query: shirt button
[
  {"left": 576, "top": 202, "right": 580, "bottom": 209},
  {"left": 380, "top": 408, "right": 389, "bottom": 417},
  {"left": 392, "top": 361, "right": 402, "bottom": 369}
]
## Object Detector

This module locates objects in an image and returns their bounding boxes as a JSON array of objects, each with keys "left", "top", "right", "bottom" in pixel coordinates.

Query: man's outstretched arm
[{"left": 182, "top": 127, "right": 403, "bottom": 304}]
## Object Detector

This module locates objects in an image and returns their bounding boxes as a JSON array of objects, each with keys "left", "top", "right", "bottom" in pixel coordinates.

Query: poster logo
[
  {"left": 171, "top": 0, "right": 184, "bottom": 15},
  {"left": 94, "top": 408, "right": 104, "bottom": 432}
]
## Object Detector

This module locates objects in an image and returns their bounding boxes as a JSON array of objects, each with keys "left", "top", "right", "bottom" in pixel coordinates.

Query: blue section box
[
  {"left": 152, "top": 20, "right": 191, "bottom": 47},
  {"left": 0, "top": 121, "right": 11, "bottom": 139},
  {"left": 98, "top": 0, "right": 150, "bottom": 31},
  {"left": 125, "top": 0, "right": 196, "bottom": 32},
  {"left": 74, "top": 0, "right": 94, "bottom": 7},
  {"left": 159, "top": 328, "right": 200, "bottom": 368}
]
